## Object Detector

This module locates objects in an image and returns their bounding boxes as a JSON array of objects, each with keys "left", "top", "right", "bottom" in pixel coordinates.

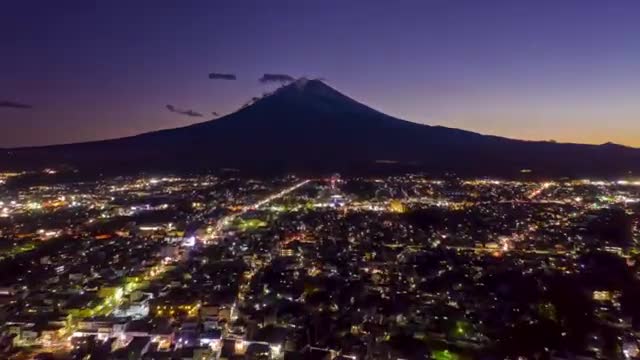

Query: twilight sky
[{"left": 1, "top": 0, "right": 640, "bottom": 147}]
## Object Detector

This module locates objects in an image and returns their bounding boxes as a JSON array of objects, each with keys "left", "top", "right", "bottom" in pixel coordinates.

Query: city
[
  {"left": 4, "top": 1, "right": 640, "bottom": 359},
  {"left": 1, "top": 173, "right": 640, "bottom": 359}
]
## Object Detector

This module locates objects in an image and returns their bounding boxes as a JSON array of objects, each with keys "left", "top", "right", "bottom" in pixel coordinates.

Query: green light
[{"left": 433, "top": 350, "right": 460, "bottom": 360}]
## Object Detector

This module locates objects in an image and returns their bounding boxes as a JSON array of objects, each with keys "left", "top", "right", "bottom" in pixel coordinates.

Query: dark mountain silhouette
[{"left": 1, "top": 78, "right": 639, "bottom": 176}]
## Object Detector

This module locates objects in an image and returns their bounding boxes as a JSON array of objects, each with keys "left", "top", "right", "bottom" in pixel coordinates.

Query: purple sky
[{"left": 2, "top": 0, "right": 640, "bottom": 147}]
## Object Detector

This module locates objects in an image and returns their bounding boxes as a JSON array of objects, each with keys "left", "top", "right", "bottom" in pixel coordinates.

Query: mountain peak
[
  {"left": 273, "top": 77, "right": 336, "bottom": 95},
  {"left": 3, "top": 77, "right": 640, "bottom": 177},
  {"left": 292, "top": 77, "right": 311, "bottom": 89},
  {"left": 267, "top": 78, "right": 363, "bottom": 108},
  {"left": 600, "top": 141, "right": 629, "bottom": 149}
]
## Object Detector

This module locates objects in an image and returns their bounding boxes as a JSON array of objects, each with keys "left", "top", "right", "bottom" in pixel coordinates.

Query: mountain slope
[{"left": 2, "top": 79, "right": 639, "bottom": 176}]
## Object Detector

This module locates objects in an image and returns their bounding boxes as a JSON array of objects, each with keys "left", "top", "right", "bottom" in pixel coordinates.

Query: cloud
[
  {"left": 208, "top": 73, "right": 236, "bottom": 80},
  {"left": 0, "top": 100, "right": 33, "bottom": 109},
  {"left": 212, "top": 111, "right": 219, "bottom": 117},
  {"left": 166, "top": 104, "right": 203, "bottom": 117},
  {"left": 259, "top": 73, "right": 295, "bottom": 84},
  {"left": 182, "top": 110, "right": 202, "bottom": 117}
]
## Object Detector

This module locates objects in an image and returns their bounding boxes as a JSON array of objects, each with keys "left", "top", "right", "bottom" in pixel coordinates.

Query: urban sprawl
[{"left": 1, "top": 173, "right": 640, "bottom": 360}]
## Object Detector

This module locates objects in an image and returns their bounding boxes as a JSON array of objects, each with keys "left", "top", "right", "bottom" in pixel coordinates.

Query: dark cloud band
[
  {"left": 209, "top": 73, "right": 237, "bottom": 80},
  {"left": 0, "top": 100, "right": 33, "bottom": 109},
  {"left": 259, "top": 73, "right": 294, "bottom": 84},
  {"left": 166, "top": 104, "right": 203, "bottom": 117}
]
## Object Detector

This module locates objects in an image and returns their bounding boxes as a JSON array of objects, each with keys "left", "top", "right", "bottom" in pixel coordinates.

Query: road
[
  {"left": 527, "top": 182, "right": 553, "bottom": 200},
  {"left": 208, "top": 179, "right": 310, "bottom": 240}
]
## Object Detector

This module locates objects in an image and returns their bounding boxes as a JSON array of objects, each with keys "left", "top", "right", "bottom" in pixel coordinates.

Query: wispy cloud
[
  {"left": 259, "top": 73, "right": 294, "bottom": 84},
  {"left": 208, "top": 73, "right": 237, "bottom": 80},
  {"left": 0, "top": 100, "right": 33, "bottom": 109},
  {"left": 166, "top": 104, "right": 203, "bottom": 117}
]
